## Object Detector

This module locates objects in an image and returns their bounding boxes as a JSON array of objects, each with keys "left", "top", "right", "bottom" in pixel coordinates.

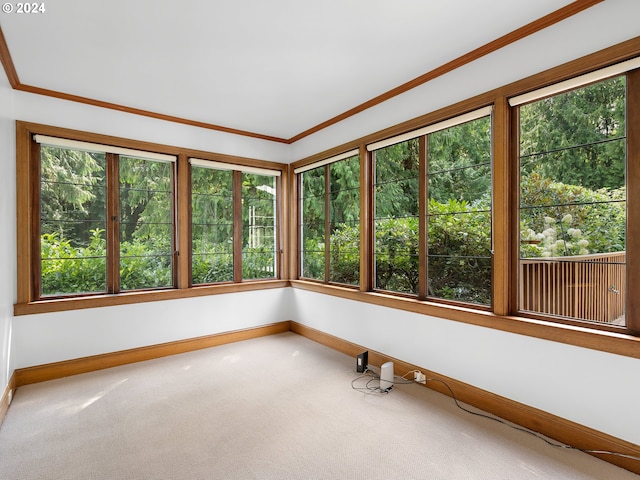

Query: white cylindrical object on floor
[{"left": 380, "top": 361, "right": 394, "bottom": 391}]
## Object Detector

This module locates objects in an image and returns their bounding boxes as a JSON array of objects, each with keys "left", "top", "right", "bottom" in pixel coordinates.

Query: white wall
[
  {"left": 0, "top": 72, "right": 16, "bottom": 394},
  {"left": 291, "top": 289, "right": 640, "bottom": 446},
  {"left": 13, "top": 288, "right": 295, "bottom": 368}
]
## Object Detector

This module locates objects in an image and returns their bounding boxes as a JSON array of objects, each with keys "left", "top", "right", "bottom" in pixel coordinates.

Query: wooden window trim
[{"left": 14, "top": 121, "right": 286, "bottom": 315}]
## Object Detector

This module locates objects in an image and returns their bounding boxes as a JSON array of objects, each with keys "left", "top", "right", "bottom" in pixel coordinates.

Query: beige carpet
[{"left": 0, "top": 332, "right": 637, "bottom": 480}]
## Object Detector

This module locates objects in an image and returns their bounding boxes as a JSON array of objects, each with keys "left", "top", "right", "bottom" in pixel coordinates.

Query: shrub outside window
[{"left": 37, "top": 138, "right": 176, "bottom": 297}]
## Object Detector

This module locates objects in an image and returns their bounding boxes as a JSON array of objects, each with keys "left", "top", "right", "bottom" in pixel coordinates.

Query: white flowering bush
[{"left": 520, "top": 173, "right": 625, "bottom": 258}]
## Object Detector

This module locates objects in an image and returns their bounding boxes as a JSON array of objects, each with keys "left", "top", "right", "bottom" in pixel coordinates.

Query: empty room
[{"left": 1, "top": 0, "right": 639, "bottom": 478}]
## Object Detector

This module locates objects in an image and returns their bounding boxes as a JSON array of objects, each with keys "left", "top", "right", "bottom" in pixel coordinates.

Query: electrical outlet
[{"left": 414, "top": 371, "right": 426, "bottom": 384}]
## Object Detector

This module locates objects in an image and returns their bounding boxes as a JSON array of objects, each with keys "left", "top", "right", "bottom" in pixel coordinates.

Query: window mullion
[
  {"left": 359, "top": 146, "right": 372, "bottom": 292},
  {"left": 106, "top": 153, "right": 120, "bottom": 294},
  {"left": 31, "top": 141, "right": 42, "bottom": 301},
  {"left": 626, "top": 68, "right": 640, "bottom": 333},
  {"left": 176, "top": 154, "right": 190, "bottom": 288},
  {"left": 493, "top": 97, "right": 512, "bottom": 316}
]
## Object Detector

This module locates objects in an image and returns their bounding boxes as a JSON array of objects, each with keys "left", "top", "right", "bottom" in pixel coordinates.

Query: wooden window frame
[
  {"left": 15, "top": 122, "right": 288, "bottom": 315},
  {"left": 297, "top": 154, "right": 361, "bottom": 287},
  {"left": 366, "top": 115, "right": 493, "bottom": 307},
  {"left": 290, "top": 38, "right": 640, "bottom": 359}
]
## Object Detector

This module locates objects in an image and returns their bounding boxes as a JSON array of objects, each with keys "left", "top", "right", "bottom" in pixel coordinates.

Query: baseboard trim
[
  {"left": 0, "top": 372, "right": 17, "bottom": 428},
  {"left": 289, "top": 321, "right": 640, "bottom": 475},
  {"left": 14, "top": 321, "right": 291, "bottom": 387}
]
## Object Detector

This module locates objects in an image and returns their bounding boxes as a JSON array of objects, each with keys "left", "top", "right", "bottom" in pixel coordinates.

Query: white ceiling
[{"left": 0, "top": 1, "right": 637, "bottom": 142}]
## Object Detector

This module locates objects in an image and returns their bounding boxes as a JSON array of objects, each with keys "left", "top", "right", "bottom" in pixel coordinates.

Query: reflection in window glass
[
  {"left": 191, "top": 167, "right": 234, "bottom": 284},
  {"left": 519, "top": 76, "right": 626, "bottom": 325},
  {"left": 427, "top": 116, "right": 492, "bottom": 305}
]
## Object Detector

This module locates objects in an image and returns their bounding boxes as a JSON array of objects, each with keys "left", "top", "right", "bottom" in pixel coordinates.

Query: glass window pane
[
  {"left": 243, "top": 173, "right": 277, "bottom": 280},
  {"left": 119, "top": 156, "right": 173, "bottom": 291},
  {"left": 427, "top": 116, "right": 492, "bottom": 305},
  {"left": 374, "top": 139, "right": 419, "bottom": 294},
  {"left": 519, "top": 76, "right": 626, "bottom": 326},
  {"left": 40, "top": 146, "right": 107, "bottom": 296},
  {"left": 300, "top": 168, "right": 325, "bottom": 280},
  {"left": 329, "top": 155, "right": 360, "bottom": 285},
  {"left": 191, "top": 167, "right": 234, "bottom": 284}
]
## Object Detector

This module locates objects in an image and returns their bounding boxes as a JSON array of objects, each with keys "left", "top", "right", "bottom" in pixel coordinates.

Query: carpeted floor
[{"left": 0, "top": 332, "right": 637, "bottom": 480}]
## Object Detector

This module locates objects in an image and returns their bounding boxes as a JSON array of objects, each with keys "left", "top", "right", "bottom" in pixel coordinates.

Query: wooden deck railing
[{"left": 520, "top": 252, "right": 625, "bottom": 324}]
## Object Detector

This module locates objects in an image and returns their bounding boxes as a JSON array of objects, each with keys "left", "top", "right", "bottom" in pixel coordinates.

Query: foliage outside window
[
  {"left": 299, "top": 154, "right": 360, "bottom": 286},
  {"left": 191, "top": 163, "right": 279, "bottom": 285},
  {"left": 427, "top": 116, "right": 492, "bottom": 304},
  {"left": 242, "top": 173, "right": 278, "bottom": 280},
  {"left": 300, "top": 167, "right": 325, "bottom": 280},
  {"left": 371, "top": 115, "right": 492, "bottom": 304},
  {"left": 39, "top": 144, "right": 175, "bottom": 296},
  {"left": 40, "top": 146, "right": 107, "bottom": 296},
  {"left": 373, "top": 139, "right": 420, "bottom": 295},
  {"left": 518, "top": 76, "right": 627, "bottom": 326},
  {"left": 119, "top": 156, "right": 174, "bottom": 290},
  {"left": 191, "top": 166, "right": 234, "bottom": 284}
]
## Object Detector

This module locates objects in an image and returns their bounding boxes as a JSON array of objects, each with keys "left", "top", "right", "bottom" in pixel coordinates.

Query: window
[
  {"left": 297, "top": 151, "right": 360, "bottom": 286},
  {"left": 368, "top": 108, "right": 493, "bottom": 305},
  {"left": 119, "top": 155, "right": 174, "bottom": 290},
  {"left": 36, "top": 136, "right": 176, "bottom": 297},
  {"left": 373, "top": 139, "right": 420, "bottom": 295},
  {"left": 517, "top": 75, "right": 627, "bottom": 326},
  {"left": 40, "top": 144, "right": 108, "bottom": 296},
  {"left": 191, "top": 165, "right": 234, "bottom": 284},
  {"left": 16, "top": 124, "right": 285, "bottom": 312},
  {"left": 427, "top": 116, "right": 492, "bottom": 304},
  {"left": 190, "top": 159, "right": 281, "bottom": 285},
  {"left": 242, "top": 172, "right": 278, "bottom": 280},
  {"left": 299, "top": 165, "right": 325, "bottom": 280}
]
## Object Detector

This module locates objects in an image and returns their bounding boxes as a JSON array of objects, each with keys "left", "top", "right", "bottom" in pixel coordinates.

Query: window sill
[
  {"left": 289, "top": 280, "right": 640, "bottom": 359},
  {"left": 13, "top": 280, "right": 289, "bottom": 316}
]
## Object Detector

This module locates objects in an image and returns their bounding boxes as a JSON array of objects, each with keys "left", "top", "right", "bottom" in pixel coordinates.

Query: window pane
[
  {"left": 243, "top": 173, "right": 277, "bottom": 279},
  {"left": 427, "top": 116, "right": 492, "bottom": 305},
  {"left": 191, "top": 167, "right": 234, "bottom": 284},
  {"left": 519, "top": 76, "right": 626, "bottom": 326},
  {"left": 40, "top": 146, "right": 107, "bottom": 296},
  {"left": 119, "top": 156, "right": 174, "bottom": 291},
  {"left": 374, "top": 139, "right": 419, "bottom": 295},
  {"left": 329, "top": 155, "right": 360, "bottom": 285},
  {"left": 300, "top": 168, "right": 325, "bottom": 280}
]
